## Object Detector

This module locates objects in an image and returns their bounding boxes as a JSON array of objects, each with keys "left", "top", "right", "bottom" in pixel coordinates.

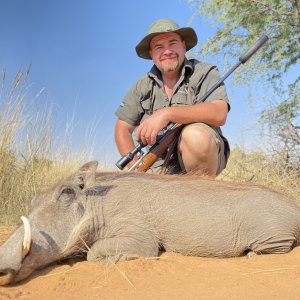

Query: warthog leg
[{"left": 86, "top": 237, "right": 158, "bottom": 263}]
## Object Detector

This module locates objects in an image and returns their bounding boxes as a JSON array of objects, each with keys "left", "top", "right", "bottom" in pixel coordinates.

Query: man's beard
[{"left": 159, "top": 54, "right": 180, "bottom": 73}]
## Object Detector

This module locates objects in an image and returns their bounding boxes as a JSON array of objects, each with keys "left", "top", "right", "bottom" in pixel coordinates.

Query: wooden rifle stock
[{"left": 135, "top": 124, "right": 184, "bottom": 172}]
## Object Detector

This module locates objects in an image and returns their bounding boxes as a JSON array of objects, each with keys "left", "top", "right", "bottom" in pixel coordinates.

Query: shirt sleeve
[
  {"left": 195, "top": 66, "right": 230, "bottom": 110},
  {"left": 115, "top": 81, "right": 144, "bottom": 126}
]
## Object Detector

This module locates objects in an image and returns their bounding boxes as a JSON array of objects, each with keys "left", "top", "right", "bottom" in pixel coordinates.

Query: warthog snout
[
  {"left": 0, "top": 269, "right": 16, "bottom": 286},
  {"left": 0, "top": 217, "right": 31, "bottom": 285}
]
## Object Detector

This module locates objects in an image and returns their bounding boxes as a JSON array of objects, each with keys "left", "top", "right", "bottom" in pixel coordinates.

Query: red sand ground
[{"left": 1, "top": 227, "right": 300, "bottom": 300}]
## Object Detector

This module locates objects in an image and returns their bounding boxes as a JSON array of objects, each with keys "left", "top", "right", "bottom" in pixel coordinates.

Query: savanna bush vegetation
[
  {"left": 0, "top": 67, "right": 91, "bottom": 224},
  {"left": 219, "top": 148, "right": 300, "bottom": 202}
]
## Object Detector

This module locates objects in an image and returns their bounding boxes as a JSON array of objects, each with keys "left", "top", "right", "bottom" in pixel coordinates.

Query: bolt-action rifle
[{"left": 116, "top": 35, "right": 269, "bottom": 173}]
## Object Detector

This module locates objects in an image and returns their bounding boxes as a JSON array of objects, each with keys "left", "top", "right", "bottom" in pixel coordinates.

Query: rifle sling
[{"left": 160, "top": 133, "right": 181, "bottom": 174}]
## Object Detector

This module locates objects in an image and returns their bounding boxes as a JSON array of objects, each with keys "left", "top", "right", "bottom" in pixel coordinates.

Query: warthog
[{"left": 0, "top": 161, "right": 300, "bottom": 285}]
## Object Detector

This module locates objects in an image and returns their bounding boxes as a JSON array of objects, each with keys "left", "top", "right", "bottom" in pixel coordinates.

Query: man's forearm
[
  {"left": 135, "top": 100, "right": 228, "bottom": 146},
  {"left": 165, "top": 100, "right": 228, "bottom": 127},
  {"left": 114, "top": 120, "right": 139, "bottom": 167},
  {"left": 115, "top": 129, "right": 135, "bottom": 156}
]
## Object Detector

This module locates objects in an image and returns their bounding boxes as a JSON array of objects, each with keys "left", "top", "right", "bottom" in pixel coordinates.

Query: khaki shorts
[{"left": 149, "top": 122, "right": 229, "bottom": 175}]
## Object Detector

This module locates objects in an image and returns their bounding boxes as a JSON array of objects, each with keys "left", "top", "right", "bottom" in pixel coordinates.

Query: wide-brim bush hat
[{"left": 135, "top": 18, "right": 198, "bottom": 60}]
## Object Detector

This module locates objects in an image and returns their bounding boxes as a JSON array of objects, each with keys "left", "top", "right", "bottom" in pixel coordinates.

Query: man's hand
[{"left": 136, "top": 108, "right": 171, "bottom": 145}]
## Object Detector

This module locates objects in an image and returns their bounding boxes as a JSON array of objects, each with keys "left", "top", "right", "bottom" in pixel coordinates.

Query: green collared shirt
[{"left": 115, "top": 58, "right": 229, "bottom": 127}]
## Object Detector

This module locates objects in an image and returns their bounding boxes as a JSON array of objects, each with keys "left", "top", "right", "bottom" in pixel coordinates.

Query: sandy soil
[{"left": 1, "top": 227, "right": 300, "bottom": 300}]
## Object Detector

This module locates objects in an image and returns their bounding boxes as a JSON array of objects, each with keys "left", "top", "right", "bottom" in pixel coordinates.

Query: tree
[
  {"left": 189, "top": 0, "right": 300, "bottom": 171},
  {"left": 260, "top": 79, "right": 300, "bottom": 170},
  {"left": 188, "top": 0, "right": 300, "bottom": 83}
]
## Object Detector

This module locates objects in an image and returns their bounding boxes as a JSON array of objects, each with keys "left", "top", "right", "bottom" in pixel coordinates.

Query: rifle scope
[{"left": 115, "top": 142, "right": 145, "bottom": 170}]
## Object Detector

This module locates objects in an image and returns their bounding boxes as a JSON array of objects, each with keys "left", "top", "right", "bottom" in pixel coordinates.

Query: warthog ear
[{"left": 73, "top": 161, "right": 98, "bottom": 189}]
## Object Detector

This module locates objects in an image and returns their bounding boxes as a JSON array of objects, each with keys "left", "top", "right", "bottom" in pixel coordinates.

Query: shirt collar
[{"left": 148, "top": 57, "right": 194, "bottom": 85}]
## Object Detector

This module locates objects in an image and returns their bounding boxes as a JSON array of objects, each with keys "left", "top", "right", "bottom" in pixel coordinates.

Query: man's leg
[{"left": 178, "top": 123, "right": 222, "bottom": 176}]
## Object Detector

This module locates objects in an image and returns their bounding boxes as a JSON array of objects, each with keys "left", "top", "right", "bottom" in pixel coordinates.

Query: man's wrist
[{"left": 164, "top": 107, "right": 173, "bottom": 123}]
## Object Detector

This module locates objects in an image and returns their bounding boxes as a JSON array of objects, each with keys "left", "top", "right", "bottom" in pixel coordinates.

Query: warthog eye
[{"left": 57, "top": 186, "right": 76, "bottom": 207}]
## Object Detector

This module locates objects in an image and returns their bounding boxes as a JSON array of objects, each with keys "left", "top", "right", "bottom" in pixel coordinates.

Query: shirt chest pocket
[
  {"left": 141, "top": 95, "right": 167, "bottom": 115},
  {"left": 141, "top": 98, "right": 152, "bottom": 115},
  {"left": 171, "top": 85, "right": 195, "bottom": 106}
]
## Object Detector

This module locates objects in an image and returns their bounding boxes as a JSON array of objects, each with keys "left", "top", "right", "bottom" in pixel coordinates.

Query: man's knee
[{"left": 179, "top": 124, "right": 218, "bottom": 155}]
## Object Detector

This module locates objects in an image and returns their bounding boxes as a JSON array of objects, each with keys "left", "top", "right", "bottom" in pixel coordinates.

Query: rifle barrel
[{"left": 196, "top": 35, "right": 269, "bottom": 103}]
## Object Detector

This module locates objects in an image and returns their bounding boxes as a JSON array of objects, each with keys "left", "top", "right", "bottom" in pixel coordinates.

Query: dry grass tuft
[
  {"left": 218, "top": 148, "right": 300, "bottom": 202},
  {"left": 0, "top": 67, "right": 92, "bottom": 225}
]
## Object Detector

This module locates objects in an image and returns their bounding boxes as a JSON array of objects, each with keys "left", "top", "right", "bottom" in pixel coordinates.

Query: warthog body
[{"left": 0, "top": 161, "right": 300, "bottom": 285}]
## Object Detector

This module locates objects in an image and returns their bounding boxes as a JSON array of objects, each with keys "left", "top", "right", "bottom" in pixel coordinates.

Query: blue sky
[{"left": 0, "top": 0, "right": 294, "bottom": 165}]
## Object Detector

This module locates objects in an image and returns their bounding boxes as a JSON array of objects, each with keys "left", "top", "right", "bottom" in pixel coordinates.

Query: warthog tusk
[{"left": 21, "top": 216, "right": 31, "bottom": 258}]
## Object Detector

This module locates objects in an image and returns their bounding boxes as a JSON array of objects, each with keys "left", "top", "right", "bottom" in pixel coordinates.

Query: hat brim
[{"left": 135, "top": 27, "right": 198, "bottom": 60}]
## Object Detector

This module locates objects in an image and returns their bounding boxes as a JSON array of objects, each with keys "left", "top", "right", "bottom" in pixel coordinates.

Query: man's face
[{"left": 149, "top": 32, "right": 186, "bottom": 75}]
